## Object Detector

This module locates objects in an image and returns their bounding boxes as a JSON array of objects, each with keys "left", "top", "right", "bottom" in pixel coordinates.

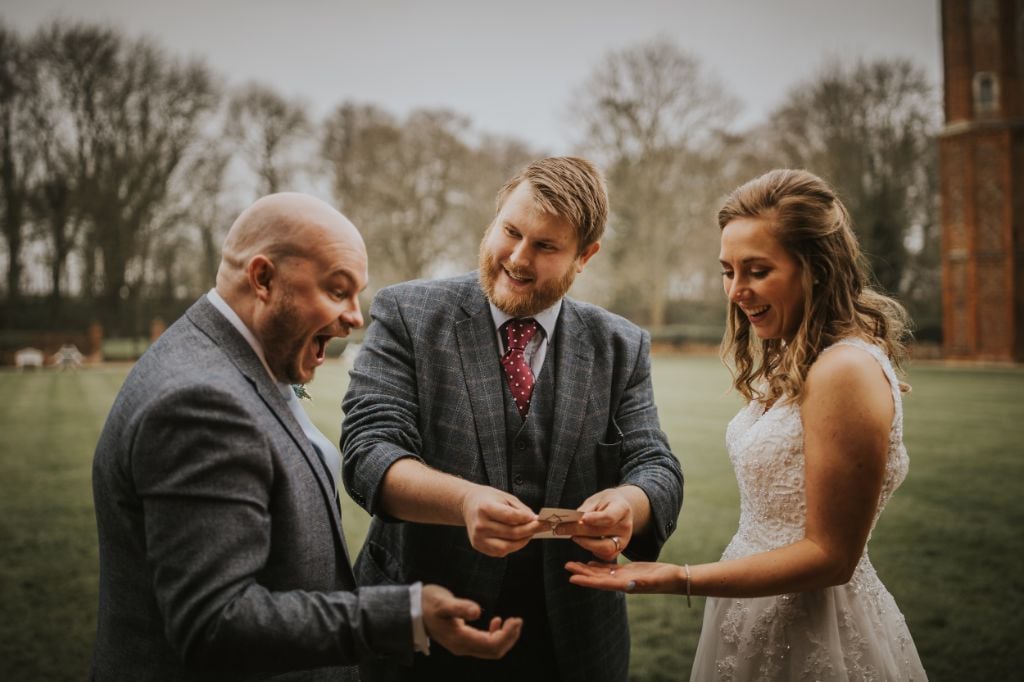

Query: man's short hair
[{"left": 495, "top": 157, "right": 608, "bottom": 253}]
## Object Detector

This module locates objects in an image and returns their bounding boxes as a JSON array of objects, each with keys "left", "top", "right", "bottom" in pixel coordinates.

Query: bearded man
[
  {"left": 341, "top": 157, "right": 683, "bottom": 682},
  {"left": 90, "top": 193, "right": 521, "bottom": 681}
]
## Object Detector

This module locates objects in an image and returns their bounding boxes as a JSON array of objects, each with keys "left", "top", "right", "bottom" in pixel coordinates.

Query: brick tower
[{"left": 939, "top": 0, "right": 1024, "bottom": 360}]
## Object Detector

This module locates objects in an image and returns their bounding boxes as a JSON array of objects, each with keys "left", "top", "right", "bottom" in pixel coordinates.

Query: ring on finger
[
  {"left": 626, "top": 580, "right": 637, "bottom": 593},
  {"left": 610, "top": 536, "right": 621, "bottom": 553}
]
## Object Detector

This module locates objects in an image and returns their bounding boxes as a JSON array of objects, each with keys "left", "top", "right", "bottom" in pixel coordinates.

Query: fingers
[
  {"left": 564, "top": 561, "right": 632, "bottom": 592},
  {"left": 422, "top": 584, "right": 524, "bottom": 659},
  {"left": 422, "top": 585, "right": 482, "bottom": 619},
  {"left": 465, "top": 485, "right": 536, "bottom": 524},
  {"left": 463, "top": 487, "right": 542, "bottom": 556},
  {"left": 572, "top": 534, "right": 625, "bottom": 562},
  {"left": 577, "top": 487, "right": 645, "bottom": 539},
  {"left": 467, "top": 512, "right": 540, "bottom": 557},
  {"left": 565, "top": 560, "right": 678, "bottom": 595},
  {"left": 567, "top": 574, "right": 621, "bottom": 591},
  {"left": 484, "top": 499, "right": 537, "bottom": 526},
  {"left": 473, "top": 512, "right": 542, "bottom": 541},
  {"left": 554, "top": 497, "right": 632, "bottom": 560},
  {"left": 468, "top": 617, "right": 521, "bottom": 659},
  {"left": 433, "top": 595, "right": 483, "bottom": 621},
  {"left": 564, "top": 560, "right": 615, "bottom": 576},
  {"left": 430, "top": 615, "right": 523, "bottom": 659},
  {"left": 556, "top": 518, "right": 630, "bottom": 539},
  {"left": 579, "top": 504, "right": 628, "bottom": 529},
  {"left": 469, "top": 535, "right": 533, "bottom": 558}
]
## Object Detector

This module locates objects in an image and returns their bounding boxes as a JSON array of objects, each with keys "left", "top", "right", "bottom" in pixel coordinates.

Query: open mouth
[
  {"left": 745, "top": 305, "right": 769, "bottom": 321},
  {"left": 503, "top": 266, "right": 534, "bottom": 285},
  {"left": 314, "top": 335, "right": 330, "bottom": 362}
]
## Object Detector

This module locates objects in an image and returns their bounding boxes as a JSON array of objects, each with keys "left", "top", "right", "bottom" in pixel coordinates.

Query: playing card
[{"left": 533, "top": 507, "right": 584, "bottom": 539}]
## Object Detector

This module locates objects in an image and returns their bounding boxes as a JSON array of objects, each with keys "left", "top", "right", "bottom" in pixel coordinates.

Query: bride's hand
[{"left": 564, "top": 560, "right": 685, "bottom": 595}]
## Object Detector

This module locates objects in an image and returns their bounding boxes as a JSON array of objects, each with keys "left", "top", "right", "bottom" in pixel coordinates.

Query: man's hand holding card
[{"left": 533, "top": 486, "right": 647, "bottom": 562}]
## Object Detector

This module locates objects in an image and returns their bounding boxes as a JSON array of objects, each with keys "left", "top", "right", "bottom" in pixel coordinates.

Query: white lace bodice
[
  {"left": 692, "top": 339, "right": 926, "bottom": 680},
  {"left": 721, "top": 338, "right": 909, "bottom": 563}
]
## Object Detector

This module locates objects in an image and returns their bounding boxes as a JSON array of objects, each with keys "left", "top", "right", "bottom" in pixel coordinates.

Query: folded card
[{"left": 533, "top": 507, "right": 584, "bottom": 539}]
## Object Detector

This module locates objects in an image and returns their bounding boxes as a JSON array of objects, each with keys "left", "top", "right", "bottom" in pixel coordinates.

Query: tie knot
[{"left": 502, "top": 318, "right": 540, "bottom": 352}]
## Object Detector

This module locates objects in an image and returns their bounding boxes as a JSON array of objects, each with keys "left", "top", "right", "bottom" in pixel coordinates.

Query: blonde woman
[{"left": 567, "top": 169, "right": 927, "bottom": 680}]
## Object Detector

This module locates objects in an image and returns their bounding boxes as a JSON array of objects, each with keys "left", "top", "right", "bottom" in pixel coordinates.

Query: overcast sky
[{"left": 3, "top": 0, "right": 942, "bottom": 153}]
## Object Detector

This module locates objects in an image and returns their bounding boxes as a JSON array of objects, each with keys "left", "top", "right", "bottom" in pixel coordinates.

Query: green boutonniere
[{"left": 292, "top": 384, "right": 312, "bottom": 401}]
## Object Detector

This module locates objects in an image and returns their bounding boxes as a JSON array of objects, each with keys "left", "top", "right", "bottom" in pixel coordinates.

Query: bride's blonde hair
[{"left": 718, "top": 169, "right": 910, "bottom": 405}]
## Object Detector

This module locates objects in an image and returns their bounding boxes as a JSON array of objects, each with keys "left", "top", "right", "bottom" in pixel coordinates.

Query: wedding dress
[{"left": 690, "top": 339, "right": 927, "bottom": 681}]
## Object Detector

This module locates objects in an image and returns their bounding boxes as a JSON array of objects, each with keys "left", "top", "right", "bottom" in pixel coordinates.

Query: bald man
[{"left": 90, "top": 193, "right": 520, "bottom": 681}]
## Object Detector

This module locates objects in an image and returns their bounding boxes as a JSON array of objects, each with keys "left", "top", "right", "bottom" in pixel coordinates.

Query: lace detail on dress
[{"left": 691, "top": 338, "right": 926, "bottom": 681}]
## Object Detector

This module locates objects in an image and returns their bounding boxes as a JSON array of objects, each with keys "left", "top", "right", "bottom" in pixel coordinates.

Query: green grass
[{"left": 1, "top": 357, "right": 1022, "bottom": 680}]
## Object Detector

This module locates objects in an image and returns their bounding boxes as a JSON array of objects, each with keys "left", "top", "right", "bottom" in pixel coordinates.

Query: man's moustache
[{"left": 502, "top": 264, "right": 533, "bottom": 280}]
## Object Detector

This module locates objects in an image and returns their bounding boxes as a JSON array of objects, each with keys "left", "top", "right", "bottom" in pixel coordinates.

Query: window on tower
[{"left": 972, "top": 71, "right": 999, "bottom": 115}]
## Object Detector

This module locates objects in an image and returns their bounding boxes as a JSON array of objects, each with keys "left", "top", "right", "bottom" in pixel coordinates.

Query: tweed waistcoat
[
  {"left": 494, "top": 354, "right": 557, "bottom": 675},
  {"left": 505, "top": 354, "right": 553, "bottom": 510}
]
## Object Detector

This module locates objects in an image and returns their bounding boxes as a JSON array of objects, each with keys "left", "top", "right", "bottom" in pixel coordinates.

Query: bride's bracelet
[{"left": 684, "top": 563, "right": 692, "bottom": 608}]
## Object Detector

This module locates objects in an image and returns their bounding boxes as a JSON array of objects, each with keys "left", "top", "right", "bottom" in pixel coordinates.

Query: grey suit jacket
[
  {"left": 91, "top": 296, "right": 413, "bottom": 681},
  {"left": 341, "top": 273, "right": 683, "bottom": 682}
]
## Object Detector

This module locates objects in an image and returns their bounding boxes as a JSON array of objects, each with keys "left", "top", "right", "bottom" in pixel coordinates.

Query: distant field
[{"left": 0, "top": 357, "right": 1021, "bottom": 680}]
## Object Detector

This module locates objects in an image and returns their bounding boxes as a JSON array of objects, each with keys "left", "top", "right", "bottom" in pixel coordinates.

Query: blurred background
[{"left": 0, "top": 0, "right": 946, "bottom": 360}]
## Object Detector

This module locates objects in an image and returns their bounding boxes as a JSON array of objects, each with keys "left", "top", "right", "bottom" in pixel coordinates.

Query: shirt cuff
[{"left": 410, "top": 581, "right": 430, "bottom": 655}]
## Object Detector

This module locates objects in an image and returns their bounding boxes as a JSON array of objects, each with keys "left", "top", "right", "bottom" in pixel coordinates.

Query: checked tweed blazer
[
  {"left": 341, "top": 273, "right": 684, "bottom": 682},
  {"left": 91, "top": 296, "right": 414, "bottom": 681}
]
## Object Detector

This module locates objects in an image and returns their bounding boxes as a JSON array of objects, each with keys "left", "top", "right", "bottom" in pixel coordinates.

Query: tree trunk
[{"left": 1, "top": 109, "right": 24, "bottom": 309}]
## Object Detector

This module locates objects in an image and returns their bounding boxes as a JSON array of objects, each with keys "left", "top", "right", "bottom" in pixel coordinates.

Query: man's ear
[
  {"left": 576, "top": 241, "right": 601, "bottom": 273},
  {"left": 248, "top": 255, "right": 275, "bottom": 302}
]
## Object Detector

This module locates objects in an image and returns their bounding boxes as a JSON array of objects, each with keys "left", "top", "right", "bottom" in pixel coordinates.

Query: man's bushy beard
[
  {"left": 478, "top": 239, "right": 578, "bottom": 317},
  {"left": 261, "top": 290, "right": 306, "bottom": 384}
]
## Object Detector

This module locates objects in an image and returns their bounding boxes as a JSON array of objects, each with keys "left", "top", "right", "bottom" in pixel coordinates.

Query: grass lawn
[{"left": 0, "top": 356, "right": 1021, "bottom": 680}]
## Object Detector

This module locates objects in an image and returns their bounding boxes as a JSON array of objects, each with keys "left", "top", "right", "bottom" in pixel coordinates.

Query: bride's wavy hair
[{"left": 718, "top": 169, "right": 910, "bottom": 405}]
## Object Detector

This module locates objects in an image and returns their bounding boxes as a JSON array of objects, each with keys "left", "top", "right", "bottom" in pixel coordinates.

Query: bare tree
[
  {"left": 569, "top": 37, "right": 739, "bottom": 326},
  {"left": 765, "top": 59, "right": 939, "bottom": 304},
  {"left": 226, "top": 82, "right": 311, "bottom": 196},
  {"left": 0, "top": 23, "right": 33, "bottom": 309},
  {"left": 322, "top": 103, "right": 475, "bottom": 287},
  {"left": 22, "top": 23, "right": 92, "bottom": 321},
  {"left": 52, "top": 24, "right": 220, "bottom": 333},
  {"left": 180, "top": 144, "right": 235, "bottom": 290}
]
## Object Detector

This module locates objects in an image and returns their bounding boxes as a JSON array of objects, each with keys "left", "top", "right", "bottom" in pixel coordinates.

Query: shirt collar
[
  {"left": 488, "top": 299, "right": 562, "bottom": 340},
  {"left": 206, "top": 289, "right": 294, "bottom": 400}
]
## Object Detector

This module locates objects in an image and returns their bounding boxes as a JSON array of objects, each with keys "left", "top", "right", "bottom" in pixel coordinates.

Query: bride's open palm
[{"left": 565, "top": 560, "right": 683, "bottom": 594}]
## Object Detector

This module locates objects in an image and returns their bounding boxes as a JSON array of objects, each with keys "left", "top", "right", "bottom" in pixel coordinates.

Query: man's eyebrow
[{"left": 327, "top": 268, "right": 364, "bottom": 290}]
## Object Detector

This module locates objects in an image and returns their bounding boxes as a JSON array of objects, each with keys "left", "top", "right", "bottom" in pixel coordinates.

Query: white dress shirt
[{"left": 489, "top": 299, "right": 562, "bottom": 372}]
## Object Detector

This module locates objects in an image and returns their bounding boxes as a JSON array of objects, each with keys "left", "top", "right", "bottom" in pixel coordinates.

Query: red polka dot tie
[{"left": 500, "top": 318, "right": 540, "bottom": 418}]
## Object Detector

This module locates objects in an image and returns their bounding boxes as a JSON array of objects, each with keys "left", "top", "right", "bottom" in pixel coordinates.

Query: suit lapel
[
  {"left": 545, "top": 300, "right": 594, "bottom": 506},
  {"left": 455, "top": 287, "right": 509, "bottom": 491},
  {"left": 186, "top": 297, "right": 351, "bottom": 569}
]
